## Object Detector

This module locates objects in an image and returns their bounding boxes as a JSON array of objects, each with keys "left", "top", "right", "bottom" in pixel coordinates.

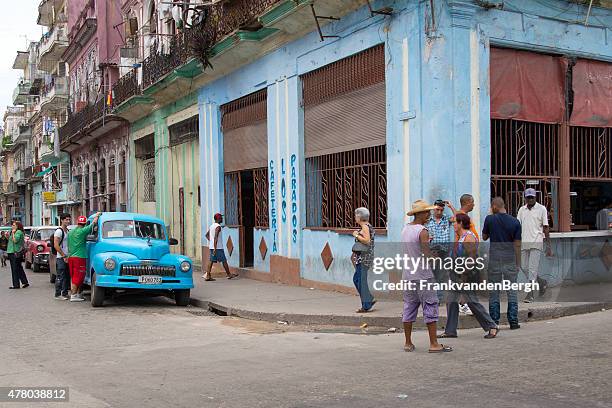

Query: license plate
[{"left": 138, "top": 276, "right": 162, "bottom": 284}]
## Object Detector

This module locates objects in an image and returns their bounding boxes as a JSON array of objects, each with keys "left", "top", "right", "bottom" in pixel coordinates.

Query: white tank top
[{"left": 208, "top": 223, "right": 224, "bottom": 249}]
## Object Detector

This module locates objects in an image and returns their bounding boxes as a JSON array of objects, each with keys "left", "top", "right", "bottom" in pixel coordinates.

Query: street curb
[{"left": 189, "top": 296, "right": 612, "bottom": 330}]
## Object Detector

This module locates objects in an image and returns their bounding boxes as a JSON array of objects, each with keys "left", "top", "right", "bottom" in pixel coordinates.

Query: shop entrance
[{"left": 239, "top": 171, "right": 255, "bottom": 268}]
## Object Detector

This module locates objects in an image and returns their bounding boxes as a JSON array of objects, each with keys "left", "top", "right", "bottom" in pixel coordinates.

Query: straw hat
[{"left": 407, "top": 199, "right": 436, "bottom": 216}]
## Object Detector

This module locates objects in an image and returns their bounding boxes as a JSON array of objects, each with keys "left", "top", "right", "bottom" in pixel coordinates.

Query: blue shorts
[{"left": 209, "top": 249, "right": 227, "bottom": 263}]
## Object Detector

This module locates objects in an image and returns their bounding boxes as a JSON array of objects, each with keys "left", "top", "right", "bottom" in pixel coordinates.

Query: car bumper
[
  {"left": 95, "top": 274, "right": 194, "bottom": 290},
  {"left": 34, "top": 254, "right": 50, "bottom": 264}
]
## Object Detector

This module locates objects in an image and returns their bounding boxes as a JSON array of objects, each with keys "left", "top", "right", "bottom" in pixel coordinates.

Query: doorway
[{"left": 240, "top": 170, "right": 255, "bottom": 268}]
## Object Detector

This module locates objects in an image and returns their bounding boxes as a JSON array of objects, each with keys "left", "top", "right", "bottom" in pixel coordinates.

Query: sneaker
[
  {"left": 70, "top": 294, "right": 85, "bottom": 302},
  {"left": 524, "top": 293, "right": 534, "bottom": 303},
  {"left": 77, "top": 293, "right": 85, "bottom": 300},
  {"left": 538, "top": 278, "right": 548, "bottom": 297},
  {"left": 459, "top": 304, "right": 473, "bottom": 315},
  {"left": 510, "top": 323, "right": 521, "bottom": 330},
  {"left": 54, "top": 295, "right": 68, "bottom": 300}
]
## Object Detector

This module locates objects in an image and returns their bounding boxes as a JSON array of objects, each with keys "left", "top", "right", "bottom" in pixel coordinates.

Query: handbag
[{"left": 352, "top": 240, "right": 370, "bottom": 253}]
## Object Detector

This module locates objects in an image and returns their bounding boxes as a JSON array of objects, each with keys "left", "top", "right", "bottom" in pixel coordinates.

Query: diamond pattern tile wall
[
  {"left": 226, "top": 236, "right": 234, "bottom": 257},
  {"left": 321, "top": 242, "right": 333, "bottom": 270},
  {"left": 259, "top": 237, "right": 268, "bottom": 260}
]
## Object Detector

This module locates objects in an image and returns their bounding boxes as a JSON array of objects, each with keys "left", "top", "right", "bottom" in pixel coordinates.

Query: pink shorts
[{"left": 68, "top": 257, "right": 87, "bottom": 287}]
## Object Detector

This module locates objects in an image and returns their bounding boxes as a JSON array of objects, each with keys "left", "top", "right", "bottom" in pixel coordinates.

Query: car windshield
[
  {"left": 102, "top": 220, "right": 166, "bottom": 240},
  {"left": 33, "top": 229, "right": 55, "bottom": 241}
]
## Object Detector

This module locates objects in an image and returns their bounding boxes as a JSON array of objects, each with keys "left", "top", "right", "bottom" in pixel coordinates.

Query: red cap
[
  {"left": 77, "top": 216, "right": 88, "bottom": 224},
  {"left": 214, "top": 213, "right": 223, "bottom": 220}
]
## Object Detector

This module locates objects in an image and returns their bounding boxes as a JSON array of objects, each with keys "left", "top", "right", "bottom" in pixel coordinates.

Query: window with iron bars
[
  {"left": 305, "top": 145, "right": 387, "bottom": 229},
  {"left": 143, "top": 161, "right": 156, "bottom": 202}
]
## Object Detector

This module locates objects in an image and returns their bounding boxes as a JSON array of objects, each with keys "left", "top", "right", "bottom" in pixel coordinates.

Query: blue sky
[{"left": 0, "top": 0, "right": 45, "bottom": 122}]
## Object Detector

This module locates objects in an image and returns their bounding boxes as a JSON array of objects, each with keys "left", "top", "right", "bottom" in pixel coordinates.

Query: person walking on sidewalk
[
  {"left": 53, "top": 213, "right": 72, "bottom": 300},
  {"left": 351, "top": 207, "right": 376, "bottom": 313},
  {"left": 482, "top": 197, "right": 522, "bottom": 329},
  {"left": 0, "top": 231, "right": 8, "bottom": 267},
  {"left": 517, "top": 188, "right": 552, "bottom": 303},
  {"left": 425, "top": 199, "right": 453, "bottom": 302},
  {"left": 203, "top": 213, "right": 238, "bottom": 281},
  {"left": 401, "top": 200, "right": 452, "bottom": 353},
  {"left": 7, "top": 221, "right": 28, "bottom": 289},
  {"left": 438, "top": 213, "right": 498, "bottom": 339},
  {"left": 67, "top": 213, "right": 101, "bottom": 302}
]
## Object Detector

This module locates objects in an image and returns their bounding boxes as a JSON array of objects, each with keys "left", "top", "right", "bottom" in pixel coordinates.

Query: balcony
[
  {"left": 38, "top": 24, "right": 69, "bottom": 72},
  {"left": 14, "top": 169, "right": 25, "bottom": 184},
  {"left": 14, "top": 125, "right": 31, "bottom": 145},
  {"left": 59, "top": 98, "right": 124, "bottom": 153},
  {"left": 12, "top": 51, "right": 29, "bottom": 70},
  {"left": 63, "top": 1, "right": 96, "bottom": 63},
  {"left": 112, "top": 0, "right": 365, "bottom": 122},
  {"left": 38, "top": 0, "right": 65, "bottom": 26},
  {"left": 12, "top": 83, "right": 31, "bottom": 105},
  {"left": 39, "top": 140, "right": 54, "bottom": 162},
  {"left": 39, "top": 77, "right": 69, "bottom": 113}
]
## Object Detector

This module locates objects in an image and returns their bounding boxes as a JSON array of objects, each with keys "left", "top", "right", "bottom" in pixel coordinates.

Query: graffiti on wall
[{"left": 269, "top": 154, "right": 299, "bottom": 254}]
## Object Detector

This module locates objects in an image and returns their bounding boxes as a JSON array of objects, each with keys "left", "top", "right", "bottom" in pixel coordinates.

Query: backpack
[{"left": 51, "top": 228, "right": 65, "bottom": 255}]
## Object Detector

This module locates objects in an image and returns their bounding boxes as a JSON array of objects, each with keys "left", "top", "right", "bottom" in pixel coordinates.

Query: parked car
[
  {"left": 25, "top": 226, "right": 57, "bottom": 272},
  {"left": 84, "top": 212, "right": 194, "bottom": 307}
]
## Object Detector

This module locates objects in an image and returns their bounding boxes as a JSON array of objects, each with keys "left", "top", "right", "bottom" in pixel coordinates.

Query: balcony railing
[
  {"left": 12, "top": 83, "right": 31, "bottom": 105},
  {"left": 38, "top": 23, "right": 69, "bottom": 71},
  {"left": 113, "top": 69, "right": 140, "bottom": 107},
  {"left": 59, "top": 98, "right": 107, "bottom": 146},
  {"left": 113, "top": 0, "right": 282, "bottom": 105},
  {"left": 40, "top": 77, "right": 69, "bottom": 111}
]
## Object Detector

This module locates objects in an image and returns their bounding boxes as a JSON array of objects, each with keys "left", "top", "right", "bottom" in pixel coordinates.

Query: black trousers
[{"left": 9, "top": 253, "right": 28, "bottom": 288}]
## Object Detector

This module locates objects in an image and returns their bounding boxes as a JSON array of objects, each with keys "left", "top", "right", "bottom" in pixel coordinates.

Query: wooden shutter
[
  {"left": 221, "top": 89, "right": 267, "bottom": 172},
  {"left": 302, "top": 44, "right": 386, "bottom": 157}
]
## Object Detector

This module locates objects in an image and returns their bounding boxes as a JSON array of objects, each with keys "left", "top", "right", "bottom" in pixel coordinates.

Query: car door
[{"left": 85, "top": 220, "right": 100, "bottom": 284}]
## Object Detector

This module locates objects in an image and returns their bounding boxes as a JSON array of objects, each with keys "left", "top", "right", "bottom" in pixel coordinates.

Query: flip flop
[
  {"left": 437, "top": 333, "right": 457, "bottom": 339},
  {"left": 484, "top": 328, "right": 499, "bottom": 339},
  {"left": 404, "top": 344, "right": 415, "bottom": 352},
  {"left": 429, "top": 344, "right": 453, "bottom": 353},
  {"left": 204, "top": 277, "right": 216, "bottom": 282},
  {"left": 227, "top": 274, "right": 239, "bottom": 279}
]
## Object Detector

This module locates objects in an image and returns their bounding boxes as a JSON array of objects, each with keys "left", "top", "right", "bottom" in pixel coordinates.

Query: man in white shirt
[
  {"left": 203, "top": 213, "right": 238, "bottom": 281},
  {"left": 517, "top": 188, "right": 552, "bottom": 303},
  {"left": 53, "top": 213, "right": 71, "bottom": 300}
]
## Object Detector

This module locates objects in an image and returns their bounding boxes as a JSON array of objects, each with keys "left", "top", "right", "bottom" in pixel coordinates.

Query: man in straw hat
[{"left": 401, "top": 200, "right": 453, "bottom": 353}]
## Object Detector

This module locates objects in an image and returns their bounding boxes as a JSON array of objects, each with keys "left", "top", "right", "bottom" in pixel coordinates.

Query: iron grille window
[
  {"left": 305, "top": 145, "right": 387, "bottom": 229},
  {"left": 224, "top": 172, "right": 240, "bottom": 226},
  {"left": 109, "top": 157, "right": 116, "bottom": 185},
  {"left": 570, "top": 126, "right": 612, "bottom": 180},
  {"left": 253, "top": 168, "right": 269, "bottom": 228},
  {"left": 143, "top": 161, "right": 156, "bottom": 202},
  {"left": 169, "top": 115, "right": 198, "bottom": 146},
  {"left": 490, "top": 119, "right": 559, "bottom": 229}
]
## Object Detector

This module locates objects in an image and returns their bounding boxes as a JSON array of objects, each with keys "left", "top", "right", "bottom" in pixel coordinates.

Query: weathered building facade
[{"left": 106, "top": 0, "right": 611, "bottom": 290}]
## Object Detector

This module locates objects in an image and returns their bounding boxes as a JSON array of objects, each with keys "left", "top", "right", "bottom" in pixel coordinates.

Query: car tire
[
  {"left": 32, "top": 262, "right": 40, "bottom": 273},
  {"left": 90, "top": 272, "right": 105, "bottom": 308},
  {"left": 174, "top": 289, "right": 190, "bottom": 306},
  {"left": 49, "top": 273, "right": 56, "bottom": 284}
]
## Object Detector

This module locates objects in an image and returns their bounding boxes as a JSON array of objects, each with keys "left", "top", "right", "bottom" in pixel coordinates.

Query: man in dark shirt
[
  {"left": 0, "top": 231, "right": 8, "bottom": 267},
  {"left": 482, "top": 197, "right": 522, "bottom": 329}
]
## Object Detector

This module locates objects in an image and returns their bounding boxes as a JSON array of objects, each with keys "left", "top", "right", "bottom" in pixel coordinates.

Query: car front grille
[{"left": 120, "top": 264, "right": 176, "bottom": 277}]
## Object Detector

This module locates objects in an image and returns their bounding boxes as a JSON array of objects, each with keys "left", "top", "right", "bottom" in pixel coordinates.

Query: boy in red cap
[{"left": 67, "top": 212, "right": 101, "bottom": 301}]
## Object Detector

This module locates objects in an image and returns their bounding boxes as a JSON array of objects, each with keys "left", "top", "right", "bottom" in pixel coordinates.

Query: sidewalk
[{"left": 189, "top": 275, "right": 612, "bottom": 329}]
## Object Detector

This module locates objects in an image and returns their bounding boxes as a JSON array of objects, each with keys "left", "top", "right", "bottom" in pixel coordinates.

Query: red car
[{"left": 25, "top": 226, "right": 57, "bottom": 272}]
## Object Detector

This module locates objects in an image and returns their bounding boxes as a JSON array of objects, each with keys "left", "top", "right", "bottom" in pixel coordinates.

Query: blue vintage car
[{"left": 84, "top": 212, "right": 194, "bottom": 307}]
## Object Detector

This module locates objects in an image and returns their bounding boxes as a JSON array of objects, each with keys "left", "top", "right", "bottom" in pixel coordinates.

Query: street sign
[{"left": 42, "top": 191, "right": 57, "bottom": 203}]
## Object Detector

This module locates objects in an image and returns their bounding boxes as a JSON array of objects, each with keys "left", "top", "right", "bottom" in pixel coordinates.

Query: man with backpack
[{"left": 53, "top": 213, "right": 71, "bottom": 300}]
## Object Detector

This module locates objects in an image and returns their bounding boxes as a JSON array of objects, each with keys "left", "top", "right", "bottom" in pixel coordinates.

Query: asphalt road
[{"left": 1, "top": 268, "right": 611, "bottom": 408}]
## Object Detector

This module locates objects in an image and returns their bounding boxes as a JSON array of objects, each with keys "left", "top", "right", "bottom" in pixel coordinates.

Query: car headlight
[
  {"left": 37, "top": 245, "right": 44, "bottom": 252},
  {"left": 104, "top": 258, "right": 116, "bottom": 271},
  {"left": 180, "top": 261, "right": 191, "bottom": 272}
]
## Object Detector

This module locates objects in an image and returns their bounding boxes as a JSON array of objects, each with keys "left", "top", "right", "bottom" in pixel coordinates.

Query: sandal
[
  {"left": 227, "top": 273, "right": 239, "bottom": 279},
  {"left": 437, "top": 333, "right": 457, "bottom": 339},
  {"left": 404, "top": 344, "right": 415, "bottom": 352},
  {"left": 484, "top": 328, "right": 499, "bottom": 339},
  {"left": 429, "top": 344, "right": 453, "bottom": 353},
  {"left": 204, "top": 277, "right": 216, "bottom": 282}
]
